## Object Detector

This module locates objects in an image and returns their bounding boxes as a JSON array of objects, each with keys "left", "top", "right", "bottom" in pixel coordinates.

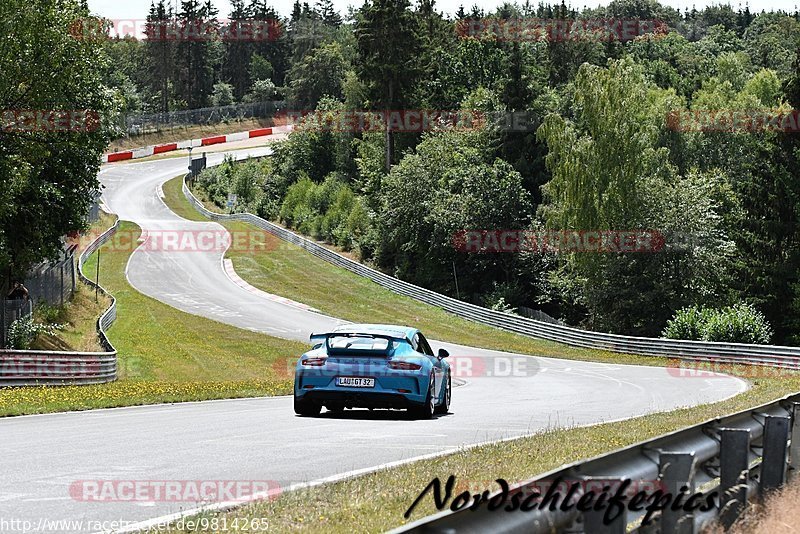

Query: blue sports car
[{"left": 293, "top": 324, "right": 451, "bottom": 419}]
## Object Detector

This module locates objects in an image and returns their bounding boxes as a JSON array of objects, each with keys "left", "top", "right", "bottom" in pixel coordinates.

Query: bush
[
  {"left": 663, "top": 303, "right": 772, "bottom": 344},
  {"left": 34, "top": 302, "right": 66, "bottom": 324},
  {"left": 481, "top": 282, "right": 523, "bottom": 314},
  {"left": 6, "top": 316, "right": 64, "bottom": 350},
  {"left": 662, "top": 306, "right": 712, "bottom": 341},
  {"left": 702, "top": 303, "right": 773, "bottom": 344},
  {"left": 280, "top": 175, "right": 315, "bottom": 227}
]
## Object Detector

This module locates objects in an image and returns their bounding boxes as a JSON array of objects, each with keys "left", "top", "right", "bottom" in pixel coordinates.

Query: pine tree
[
  {"left": 356, "top": 0, "right": 422, "bottom": 171},
  {"left": 317, "top": 0, "right": 342, "bottom": 27},
  {"left": 249, "top": 0, "right": 289, "bottom": 86},
  {"left": 223, "top": 0, "right": 253, "bottom": 100},
  {"left": 144, "top": 0, "right": 174, "bottom": 113},
  {"left": 171, "top": 0, "right": 219, "bottom": 108}
]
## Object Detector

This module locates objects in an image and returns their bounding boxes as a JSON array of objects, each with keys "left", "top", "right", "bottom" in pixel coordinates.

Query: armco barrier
[
  {"left": 182, "top": 172, "right": 800, "bottom": 371},
  {"left": 0, "top": 219, "right": 120, "bottom": 386},
  {"left": 393, "top": 392, "right": 800, "bottom": 533}
]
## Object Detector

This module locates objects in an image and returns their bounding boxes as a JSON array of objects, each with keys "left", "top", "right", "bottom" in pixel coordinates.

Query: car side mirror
[{"left": 438, "top": 349, "right": 449, "bottom": 359}]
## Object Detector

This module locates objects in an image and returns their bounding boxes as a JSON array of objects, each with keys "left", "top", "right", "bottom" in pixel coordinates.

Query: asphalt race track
[{"left": 0, "top": 148, "right": 748, "bottom": 533}]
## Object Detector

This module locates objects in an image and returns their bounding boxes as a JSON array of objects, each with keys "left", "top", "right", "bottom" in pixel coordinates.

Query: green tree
[
  {"left": 210, "top": 82, "right": 235, "bottom": 106},
  {"left": 744, "top": 13, "right": 800, "bottom": 76},
  {"left": 287, "top": 42, "right": 348, "bottom": 107},
  {"left": 0, "top": 0, "right": 118, "bottom": 280},
  {"left": 537, "top": 59, "right": 732, "bottom": 334},
  {"left": 174, "top": 0, "right": 219, "bottom": 108},
  {"left": 221, "top": 0, "right": 253, "bottom": 101},
  {"left": 355, "top": 0, "right": 421, "bottom": 171},
  {"left": 249, "top": 53, "right": 274, "bottom": 83},
  {"left": 377, "top": 128, "right": 532, "bottom": 297},
  {"left": 143, "top": 0, "right": 175, "bottom": 113}
]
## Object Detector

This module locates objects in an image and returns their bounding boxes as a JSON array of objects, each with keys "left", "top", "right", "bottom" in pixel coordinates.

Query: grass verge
[
  {"left": 708, "top": 474, "right": 800, "bottom": 533},
  {"left": 30, "top": 284, "right": 110, "bottom": 352},
  {"left": 0, "top": 219, "right": 309, "bottom": 417}
]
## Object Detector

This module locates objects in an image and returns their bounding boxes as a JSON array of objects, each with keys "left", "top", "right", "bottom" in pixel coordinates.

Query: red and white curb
[
  {"left": 223, "top": 259, "right": 321, "bottom": 314},
  {"left": 103, "top": 125, "right": 293, "bottom": 163}
]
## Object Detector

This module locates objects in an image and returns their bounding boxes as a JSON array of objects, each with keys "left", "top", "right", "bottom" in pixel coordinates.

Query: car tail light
[
  {"left": 388, "top": 361, "right": 422, "bottom": 371},
  {"left": 301, "top": 357, "right": 327, "bottom": 366}
]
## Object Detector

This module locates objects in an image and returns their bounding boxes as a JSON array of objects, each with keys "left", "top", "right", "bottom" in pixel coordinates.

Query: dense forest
[
  {"left": 10, "top": 0, "right": 800, "bottom": 343},
  {"left": 134, "top": 0, "right": 800, "bottom": 343}
]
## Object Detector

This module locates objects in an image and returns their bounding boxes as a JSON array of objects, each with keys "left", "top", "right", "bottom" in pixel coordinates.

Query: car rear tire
[
  {"left": 410, "top": 374, "right": 435, "bottom": 420},
  {"left": 294, "top": 395, "right": 321, "bottom": 417},
  {"left": 434, "top": 375, "right": 451, "bottom": 415}
]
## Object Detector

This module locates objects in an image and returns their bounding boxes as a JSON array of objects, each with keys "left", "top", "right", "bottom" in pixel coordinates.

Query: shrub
[
  {"left": 663, "top": 303, "right": 772, "bottom": 344},
  {"left": 481, "top": 282, "right": 523, "bottom": 314},
  {"left": 702, "top": 303, "right": 773, "bottom": 344},
  {"left": 255, "top": 195, "right": 280, "bottom": 220},
  {"left": 6, "top": 317, "right": 65, "bottom": 350},
  {"left": 662, "top": 306, "right": 712, "bottom": 341},
  {"left": 279, "top": 175, "right": 315, "bottom": 227}
]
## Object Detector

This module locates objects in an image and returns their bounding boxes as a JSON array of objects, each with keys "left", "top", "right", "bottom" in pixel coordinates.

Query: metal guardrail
[
  {"left": 182, "top": 173, "right": 800, "bottom": 372},
  {"left": 76, "top": 217, "right": 120, "bottom": 354},
  {"left": 0, "top": 218, "right": 120, "bottom": 386},
  {"left": 393, "top": 392, "right": 800, "bottom": 533}
]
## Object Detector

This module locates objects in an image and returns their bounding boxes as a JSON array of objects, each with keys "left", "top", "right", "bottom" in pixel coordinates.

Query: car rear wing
[{"left": 310, "top": 332, "right": 406, "bottom": 356}]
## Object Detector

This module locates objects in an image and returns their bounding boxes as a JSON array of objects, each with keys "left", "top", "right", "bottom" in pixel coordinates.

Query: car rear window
[{"left": 328, "top": 336, "right": 393, "bottom": 351}]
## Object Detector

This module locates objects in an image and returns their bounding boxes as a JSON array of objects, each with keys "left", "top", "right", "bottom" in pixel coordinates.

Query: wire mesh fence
[
  {"left": 517, "top": 305, "right": 565, "bottom": 325},
  {"left": 86, "top": 193, "right": 101, "bottom": 224},
  {"left": 0, "top": 299, "right": 33, "bottom": 348},
  {"left": 2, "top": 246, "right": 78, "bottom": 348},
  {"left": 122, "top": 100, "right": 286, "bottom": 136},
  {"left": 25, "top": 245, "right": 77, "bottom": 308}
]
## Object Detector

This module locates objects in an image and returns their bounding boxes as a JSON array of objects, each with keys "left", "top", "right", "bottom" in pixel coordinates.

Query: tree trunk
[{"left": 385, "top": 82, "right": 394, "bottom": 173}]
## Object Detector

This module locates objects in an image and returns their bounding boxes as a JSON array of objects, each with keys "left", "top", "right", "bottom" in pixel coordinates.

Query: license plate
[{"left": 336, "top": 377, "right": 375, "bottom": 388}]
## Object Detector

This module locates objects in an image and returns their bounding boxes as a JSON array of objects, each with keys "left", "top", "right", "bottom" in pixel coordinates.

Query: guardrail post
[
  {"left": 659, "top": 452, "right": 696, "bottom": 534},
  {"left": 760, "top": 415, "right": 791, "bottom": 495},
  {"left": 719, "top": 428, "right": 750, "bottom": 529},
  {"left": 579, "top": 478, "right": 626, "bottom": 534},
  {"left": 582, "top": 506, "right": 626, "bottom": 534},
  {"left": 790, "top": 403, "right": 800, "bottom": 480}
]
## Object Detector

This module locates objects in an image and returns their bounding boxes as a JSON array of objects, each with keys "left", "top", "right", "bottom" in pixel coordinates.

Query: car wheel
[
  {"left": 294, "top": 395, "right": 321, "bottom": 417},
  {"left": 411, "top": 374, "right": 435, "bottom": 420},
  {"left": 435, "top": 375, "right": 451, "bottom": 415}
]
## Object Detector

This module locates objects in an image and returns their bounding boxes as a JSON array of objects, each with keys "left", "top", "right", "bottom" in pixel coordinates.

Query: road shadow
[{"left": 302, "top": 409, "right": 454, "bottom": 421}]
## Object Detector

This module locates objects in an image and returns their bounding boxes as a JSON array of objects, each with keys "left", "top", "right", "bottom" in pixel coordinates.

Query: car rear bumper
[{"left": 297, "top": 389, "right": 425, "bottom": 409}]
